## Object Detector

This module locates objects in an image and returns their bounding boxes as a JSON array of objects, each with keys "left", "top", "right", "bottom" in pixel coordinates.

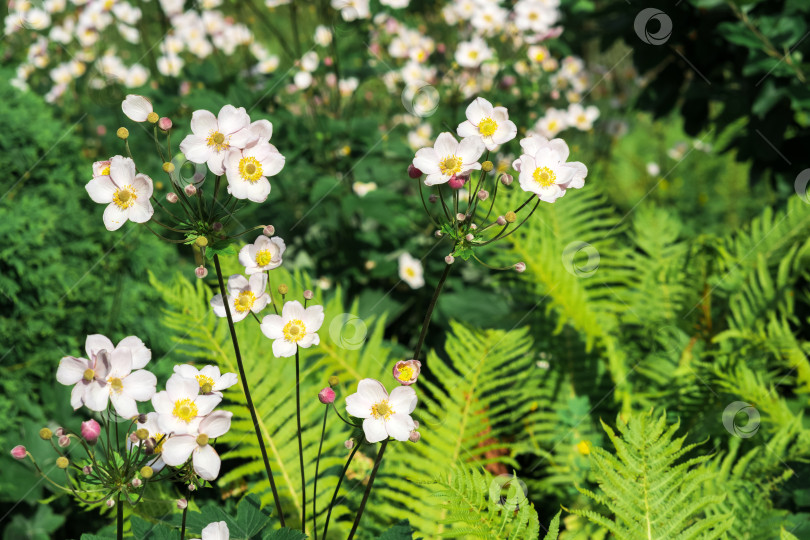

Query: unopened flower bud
[
  {"left": 83, "top": 465, "right": 92, "bottom": 475},
  {"left": 413, "top": 420, "right": 420, "bottom": 429},
  {"left": 195, "top": 266, "right": 208, "bottom": 279},
  {"left": 188, "top": 483, "right": 197, "bottom": 492},
  {"left": 445, "top": 255, "right": 455, "bottom": 264},
  {"left": 162, "top": 162, "right": 175, "bottom": 173},
  {"left": 116, "top": 127, "right": 129, "bottom": 139},
  {"left": 465, "top": 233, "right": 474, "bottom": 242},
  {"left": 434, "top": 230, "right": 442, "bottom": 238},
  {"left": 409, "top": 430, "right": 421, "bottom": 442},
  {"left": 56, "top": 457, "right": 69, "bottom": 469},
  {"left": 10, "top": 445, "right": 26, "bottom": 460},
  {"left": 58, "top": 435, "right": 70, "bottom": 448},
  {"left": 515, "top": 262, "right": 526, "bottom": 273},
  {"left": 212, "top": 222, "right": 223, "bottom": 232},
  {"left": 428, "top": 194, "right": 437, "bottom": 203},
  {"left": 500, "top": 173, "right": 514, "bottom": 186},
  {"left": 303, "top": 290, "right": 314, "bottom": 300},
  {"left": 177, "top": 498, "right": 188, "bottom": 510},
  {"left": 55, "top": 427, "right": 65, "bottom": 437},
  {"left": 278, "top": 284, "right": 288, "bottom": 295},
  {"left": 106, "top": 499, "right": 115, "bottom": 508},
  {"left": 81, "top": 419, "right": 101, "bottom": 443},
  {"left": 481, "top": 160, "right": 493, "bottom": 172},
  {"left": 140, "top": 466, "right": 154, "bottom": 479},
  {"left": 263, "top": 225, "right": 275, "bottom": 236},
  {"left": 166, "top": 192, "right": 178, "bottom": 203},
  {"left": 318, "top": 387, "right": 336, "bottom": 404},
  {"left": 497, "top": 216, "right": 506, "bottom": 226},
  {"left": 344, "top": 439, "right": 354, "bottom": 450},
  {"left": 138, "top": 414, "right": 148, "bottom": 424},
  {"left": 456, "top": 213, "right": 466, "bottom": 222},
  {"left": 184, "top": 184, "right": 197, "bottom": 196},
  {"left": 39, "top": 428, "right": 53, "bottom": 440},
  {"left": 328, "top": 375, "right": 339, "bottom": 387},
  {"left": 470, "top": 223, "right": 477, "bottom": 230},
  {"left": 194, "top": 236, "right": 208, "bottom": 247},
  {"left": 146, "top": 112, "right": 159, "bottom": 124},
  {"left": 135, "top": 428, "right": 149, "bottom": 440},
  {"left": 477, "top": 190, "right": 489, "bottom": 201},
  {"left": 132, "top": 478, "right": 143, "bottom": 488},
  {"left": 158, "top": 117, "right": 172, "bottom": 130},
  {"left": 393, "top": 359, "right": 421, "bottom": 385},
  {"left": 408, "top": 164, "right": 422, "bottom": 178},
  {"left": 505, "top": 211, "right": 517, "bottom": 223},
  {"left": 448, "top": 175, "right": 465, "bottom": 189}
]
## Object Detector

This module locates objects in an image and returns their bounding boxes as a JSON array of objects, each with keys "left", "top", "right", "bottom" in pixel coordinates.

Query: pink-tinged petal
[
  {"left": 108, "top": 347, "right": 133, "bottom": 378},
  {"left": 385, "top": 413, "right": 415, "bottom": 441},
  {"left": 512, "top": 157, "right": 523, "bottom": 173},
  {"left": 362, "top": 418, "right": 388, "bottom": 443},
  {"left": 492, "top": 120, "right": 517, "bottom": 145},
  {"left": 252, "top": 294, "right": 269, "bottom": 313},
  {"left": 389, "top": 386, "right": 418, "bottom": 414},
  {"left": 167, "top": 373, "right": 199, "bottom": 400},
  {"left": 201, "top": 522, "right": 229, "bottom": 540},
  {"left": 270, "top": 236, "right": 286, "bottom": 255},
  {"left": 70, "top": 383, "right": 85, "bottom": 410},
  {"left": 195, "top": 394, "right": 221, "bottom": 416},
  {"left": 357, "top": 379, "right": 388, "bottom": 403},
  {"left": 190, "top": 109, "right": 217, "bottom": 136},
  {"left": 303, "top": 305, "right": 325, "bottom": 332},
  {"left": 117, "top": 336, "right": 151, "bottom": 369},
  {"left": 433, "top": 132, "right": 458, "bottom": 157},
  {"left": 85, "top": 177, "right": 117, "bottom": 204},
  {"left": 122, "top": 369, "right": 157, "bottom": 401},
  {"left": 260, "top": 314, "right": 284, "bottom": 339},
  {"left": 133, "top": 173, "right": 154, "bottom": 199},
  {"left": 457, "top": 136, "right": 485, "bottom": 165},
  {"left": 466, "top": 97, "right": 491, "bottom": 124},
  {"left": 345, "top": 392, "right": 373, "bottom": 418},
  {"left": 103, "top": 203, "right": 128, "bottom": 231},
  {"left": 238, "top": 244, "right": 253, "bottom": 268},
  {"left": 227, "top": 274, "right": 249, "bottom": 292},
  {"left": 161, "top": 435, "right": 197, "bottom": 466},
  {"left": 193, "top": 444, "right": 222, "bottom": 481},
  {"left": 215, "top": 372, "right": 238, "bottom": 391},
  {"left": 218, "top": 105, "right": 249, "bottom": 135},
  {"left": 272, "top": 339, "right": 296, "bottom": 358},
  {"left": 57, "top": 356, "right": 89, "bottom": 385},
  {"left": 206, "top": 153, "right": 226, "bottom": 176},
  {"left": 228, "top": 127, "right": 252, "bottom": 149},
  {"left": 249, "top": 119, "right": 273, "bottom": 142},
  {"left": 298, "top": 333, "right": 318, "bottom": 348},
  {"left": 456, "top": 121, "right": 479, "bottom": 139},
  {"left": 413, "top": 147, "right": 440, "bottom": 174},
  {"left": 151, "top": 390, "right": 173, "bottom": 415},
  {"left": 180, "top": 134, "right": 210, "bottom": 164},
  {"left": 121, "top": 95, "right": 152, "bottom": 122},
  {"left": 94, "top": 350, "right": 112, "bottom": 379},
  {"left": 200, "top": 410, "right": 232, "bottom": 438},
  {"left": 261, "top": 152, "right": 285, "bottom": 177},
  {"left": 84, "top": 381, "right": 110, "bottom": 412},
  {"left": 282, "top": 300, "right": 306, "bottom": 321},
  {"left": 210, "top": 294, "right": 227, "bottom": 317},
  {"left": 548, "top": 138, "right": 570, "bottom": 162},
  {"left": 109, "top": 155, "right": 136, "bottom": 186},
  {"left": 110, "top": 393, "right": 139, "bottom": 419},
  {"left": 245, "top": 178, "right": 271, "bottom": 203},
  {"left": 423, "top": 172, "right": 447, "bottom": 186},
  {"left": 174, "top": 364, "right": 200, "bottom": 379}
]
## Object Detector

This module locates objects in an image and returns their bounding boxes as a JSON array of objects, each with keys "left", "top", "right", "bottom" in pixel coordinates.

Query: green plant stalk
[
  {"left": 180, "top": 502, "right": 188, "bottom": 540},
  {"left": 312, "top": 405, "right": 329, "bottom": 540},
  {"left": 321, "top": 443, "right": 360, "bottom": 539},
  {"left": 116, "top": 493, "right": 123, "bottom": 540},
  {"left": 295, "top": 349, "right": 307, "bottom": 534},
  {"left": 212, "top": 254, "right": 286, "bottom": 526},
  {"left": 412, "top": 263, "right": 452, "bottom": 362},
  {"left": 347, "top": 439, "right": 388, "bottom": 540}
]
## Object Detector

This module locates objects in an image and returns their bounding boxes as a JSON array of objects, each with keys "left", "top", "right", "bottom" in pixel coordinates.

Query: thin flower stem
[
  {"left": 212, "top": 255, "right": 286, "bottom": 527},
  {"left": 321, "top": 443, "right": 359, "bottom": 539},
  {"left": 412, "top": 263, "right": 452, "bottom": 363},
  {"left": 437, "top": 186, "right": 453, "bottom": 221},
  {"left": 418, "top": 181, "right": 440, "bottom": 228},
  {"left": 267, "top": 270, "right": 279, "bottom": 315},
  {"left": 295, "top": 349, "right": 307, "bottom": 534},
  {"left": 347, "top": 439, "right": 388, "bottom": 540},
  {"left": 180, "top": 502, "right": 188, "bottom": 540},
  {"left": 330, "top": 402, "right": 359, "bottom": 427},
  {"left": 116, "top": 493, "right": 124, "bottom": 540},
  {"left": 312, "top": 406, "right": 329, "bottom": 540}
]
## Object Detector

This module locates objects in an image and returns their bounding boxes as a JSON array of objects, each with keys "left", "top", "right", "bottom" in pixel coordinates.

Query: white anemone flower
[
  {"left": 121, "top": 95, "right": 153, "bottom": 122},
  {"left": 224, "top": 142, "right": 285, "bottom": 203},
  {"left": 173, "top": 364, "right": 238, "bottom": 397},
  {"left": 456, "top": 97, "right": 517, "bottom": 151},
  {"left": 567, "top": 103, "right": 600, "bottom": 131},
  {"left": 398, "top": 253, "right": 424, "bottom": 289},
  {"left": 152, "top": 374, "right": 222, "bottom": 435},
  {"left": 200, "top": 522, "right": 229, "bottom": 540},
  {"left": 161, "top": 410, "right": 232, "bottom": 481},
  {"left": 238, "top": 235, "right": 286, "bottom": 274},
  {"left": 179, "top": 105, "right": 255, "bottom": 176},
  {"left": 516, "top": 136, "right": 587, "bottom": 203},
  {"left": 85, "top": 155, "right": 154, "bottom": 231},
  {"left": 412, "top": 132, "right": 485, "bottom": 186},
  {"left": 83, "top": 334, "right": 152, "bottom": 370},
  {"left": 345, "top": 379, "right": 417, "bottom": 443},
  {"left": 260, "top": 301, "right": 325, "bottom": 358},
  {"left": 210, "top": 274, "right": 270, "bottom": 322},
  {"left": 131, "top": 412, "right": 167, "bottom": 472},
  {"left": 454, "top": 37, "right": 492, "bottom": 68}
]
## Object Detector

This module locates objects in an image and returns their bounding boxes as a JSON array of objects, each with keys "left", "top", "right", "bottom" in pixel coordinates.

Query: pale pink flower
[
  {"left": 161, "top": 410, "right": 232, "bottom": 481},
  {"left": 260, "top": 301, "right": 324, "bottom": 358},
  {"left": 210, "top": 274, "right": 270, "bottom": 323},
  {"left": 412, "top": 132, "right": 484, "bottom": 187},
  {"left": 345, "top": 379, "right": 417, "bottom": 443},
  {"left": 85, "top": 155, "right": 154, "bottom": 231},
  {"left": 179, "top": 105, "right": 254, "bottom": 176},
  {"left": 151, "top": 374, "right": 221, "bottom": 435}
]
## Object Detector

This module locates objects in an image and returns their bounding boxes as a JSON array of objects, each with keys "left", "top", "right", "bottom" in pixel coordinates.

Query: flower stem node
[
  {"left": 194, "top": 236, "right": 208, "bottom": 247},
  {"left": 344, "top": 439, "right": 354, "bottom": 450},
  {"left": 195, "top": 266, "right": 208, "bottom": 279},
  {"left": 263, "top": 225, "right": 275, "bottom": 236},
  {"left": 162, "top": 162, "right": 175, "bottom": 173},
  {"left": 56, "top": 457, "right": 69, "bottom": 469},
  {"left": 132, "top": 478, "right": 143, "bottom": 488},
  {"left": 303, "top": 290, "right": 314, "bottom": 300},
  {"left": 177, "top": 498, "right": 188, "bottom": 510},
  {"left": 58, "top": 435, "right": 70, "bottom": 448},
  {"left": 116, "top": 127, "right": 129, "bottom": 139},
  {"left": 445, "top": 254, "right": 455, "bottom": 264},
  {"left": 328, "top": 375, "right": 340, "bottom": 387},
  {"left": 318, "top": 387, "right": 336, "bottom": 404},
  {"left": 500, "top": 173, "right": 514, "bottom": 186},
  {"left": 482, "top": 160, "right": 494, "bottom": 172},
  {"left": 184, "top": 184, "right": 197, "bottom": 197},
  {"left": 39, "top": 428, "right": 53, "bottom": 440},
  {"left": 140, "top": 466, "right": 154, "bottom": 479},
  {"left": 407, "top": 164, "right": 422, "bottom": 178},
  {"left": 278, "top": 284, "right": 289, "bottom": 295},
  {"left": 146, "top": 112, "right": 159, "bottom": 124},
  {"left": 497, "top": 215, "right": 506, "bottom": 226},
  {"left": 158, "top": 117, "right": 173, "bottom": 130},
  {"left": 135, "top": 428, "right": 149, "bottom": 440},
  {"left": 477, "top": 190, "right": 489, "bottom": 201},
  {"left": 505, "top": 211, "right": 517, "bottom": 223},
  {"left": 515, "top": 262, "right": 526, "bottom": 273},
  {"left": 166, "top": 192, "right": 178, "bottom": 203},
  {"left": 10, "top": 445, "right": 26, "bottom": 460}
]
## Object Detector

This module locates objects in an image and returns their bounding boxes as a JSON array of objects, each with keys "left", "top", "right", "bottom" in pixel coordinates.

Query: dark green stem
[
  {"left": 321, "top": 443, "right": 359, "bottom": 539},
  {"left": 180, "top": 502, "right": 187, "bottom": 540},
  {"left": 312, "top": 406, "right": 329, "bottom": 540},
  {"left": 412, "top": 264, "right": 452, "bottom": 363},
  {"left": 295, "top": 349, "right": 306, "bottom": 534},
  {"left": 116, "top": 494, "right": 123, "bottom": 540},
  {"left": 212, "top": 255, "right": 286, "bottom": 527},
  {"left": 347, "top": 440, "right": 388, "bottom": 540}
]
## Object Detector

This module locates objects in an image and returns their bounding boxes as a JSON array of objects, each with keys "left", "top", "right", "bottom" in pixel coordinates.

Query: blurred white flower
[
  {"left": 455, "top": 36, "right": 492, "bottom": 68},
  {"left": 398, "top": 252, "right": 424, "bottom": 289},
  {"left": 457, "top": 97, "right": 517, "bottom": 151}
]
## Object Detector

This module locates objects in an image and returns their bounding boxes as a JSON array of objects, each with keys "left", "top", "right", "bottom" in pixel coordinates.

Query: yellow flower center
[
  {"left": 577, "top": 114, "right": 587, "bottom": 124},
  {"left": 439, "top": 155, "right": 462, "bottom": 176},
  {"left": 478, "top": 117, "right": 498, "bottom": 137},
  {"left": 101, "top": 166, "right": 110, "bottom": 176},
  {"left": 397, "top": 366, "right": 414, "bottom": 382},
  {"left": 172, "top": 398, "right": 198, "bottom": 423},
  {"left": 547, "top": 120, "right": 558, "bottom": 132},
  {"left": 83, "top": 369, "right": 95, "bottom": 381},
  {"left": 233, "top": 291, "right": 256, "bottom": 313},
  {"left": 196, "top": 374, "right": 215, "bottom": 394},
  {"left": 255, "top": 249, "right": 274, "bottom": 267},
  {"left": 371, "top": 400, "right": 394, "bottom": 421},
  {"left": 532, "top": 167, "right": 556, "bottom": 188},
  {"left": 206, "top": 131, "right": 229, "bottom": 152},
  {"left": 529, "top": 12, "right": 538, "bottom": 20},
  {"left": 405, "top": 267, "right": 416, "bottom": 278},
  {"left": 239, "top": 156, "right": 263, "bottom": 183},
  {"left": 108, "top": 377, "right": 124, "bottom": 394},
  {"left": 113, "top": 186, "right": 137, "bottom": 209},
  {"left": 196, "top": 433, "right": 209, "bottom": 446},
  {"left": 153, "top": 433, "right": 166, "bottom": 454},
  {"left": 283, "top": 319, "right": 307, "bottom": 343},
  {"left": 468, "top": 50, "right": 479, "bottom": 60}
]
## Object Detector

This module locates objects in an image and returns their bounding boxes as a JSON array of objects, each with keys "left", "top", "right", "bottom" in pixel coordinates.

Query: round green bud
[
  {"left": 505, "top": 211, "right": 517, "bottom": 223},
  {"left": 146, "top": 112, "right": 159, "bottom": 124},
  {"left": 195, "top": 236, "right": 208, "bottom": 247},
  {"left": 135, "top": 428, "right": 149, "bottom": 441},
  {"left": 196, "top": 434, "right": 209, "bottom": 447},
  {"left": 162, "top": 162, "right": 175, "bottom": 173},
  {"left": 328, "top": 375, "right": 339, "bottom": 387}
]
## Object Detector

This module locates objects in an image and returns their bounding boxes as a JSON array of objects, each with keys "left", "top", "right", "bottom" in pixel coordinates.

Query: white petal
[
  {"left": 457, "top": 136, "right": 485, "bottom": 165},
  {"left": 433, "top": 132, "right": 458, "bottom": 157},
  {"left": 210, "top": 294, "right": 226, "bottom": 318},
  {"left": 133, "top": 174, "right": 154, "bottom": 199},
  {"left": 190, "top": 109, "right": 217, "bottom": 136},
  {"left": 227, "top": 274, "right": 249, "bottom": 292},
  {"left": 108, "top": 347, "right": 133, "bottom": 378},
  {"left": 84, "top": 382, "right": 110, "bottom": 411},
  {"left": 345, "top": 392, "right": 373, "bottom": 418},
  {"left": 121, "top": 369, "right": 157, "bottom": 401},
  {"left": 70, "top": 383, "right": 85, "bottom": 410},
  {"left": 282, "top": 300, "right": 306, "bottom": 321},
  {"left": 117, "top": 336, "right": 151, "bottom": 369},
  {"left": 362, "top": 418, "right": 388, "bottom": 443},
  {"left": 57, "top": 356, "right": 89, "bottom": 385},
  {"left": 85, "top": 177, "right": 117, "bottom": 204},
  {"left": 466, "top": 97, "right": 491, "bottom": 124},
  {"left": 412, "top": 147, "right": 440, "bottom": 174},
  {"left": 260, "top": 314, "right": 284, "bottom": 339},
  {"left": 218, "top": 105, "right": 249, "bottom": 135},
  {"left": 180, "top": 134, "right": 211, "bottom": 164},
  {"left": 249, "top": 119, "right": 273, "bottom": 142},
  {"left": 103, "top": 204, "right": 128, "bottom": 231},
  {"left": 388, "top": 386, "right": 418, "bottom": 414},
  {"left": 385, "top": 413, "right": 414, "bottom": 441},
  {"left": 298, "top": 333, "right": 318, "bottom": 348},
  {"left": 357, "top": 379, "right": 388, "bottom": 403},
  {"left": 214, "top": 372, "right": 238, "bottom": 391},
  {"left": 456, "top": 121, "right": 479, "bottom": 139},
  {"left": 167, "top": 373, "right": 199, "bottom": 400},
  {"left": 195, "top": 394, "right": 221, "bottom": 416},
  {"left": 303, "top": 305, "right": 325, "bottom": 332},
  {"left": 161, "top": 435, "right": 197, "bottom": 466},
  {"left": 200, "top": 410, "right": 232, "bottom": 438},
  {"left": 272, "top": 339, "right": 296, "bottom": 358},
  {"left": 201, "top": 521, "right": 229, "bottom": 540},
  {"left": 109, "top": 156, "right": 136, "bottom": 186},
  {"left": 245, "top": 178, "right": 271, "bottom": 203},
  {"left": 151, "top": 390, "right": 173, "bottom": 415},
  {"left": 110, "top": 393, "right": 139, "bottom": 419},
  {"left": 121, "top": 95, "right": 152, "bottom": 122},
  {"left": 193, "top": 444, "right": 222, "bottom": 481}
]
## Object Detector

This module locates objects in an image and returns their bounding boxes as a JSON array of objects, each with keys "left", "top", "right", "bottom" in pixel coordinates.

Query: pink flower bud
[
  {"left": 497, "top": 216, "right": 506, "bottom": 226},
  {"left": 83, "top": 465, "right": 93, "bottom": 475},
  {"left": 437, "top": 43, "right": 446, "bottom": 53},
  {"left": 409, "top": 430, "right": 421, "bottom": 442},
  {"left": 55, "top": 427, "right": 65, "bottom": 437},
  {"left": 177, "top": 498, "right": 188, "bottom": 510},
  {"left": 515, "top": 262, "right": 526, "bottom": 273},
  {"left": 58, "top": 435, "right": 70, "bottom": 448},
  {"left": 465, "top": 233, "right": 474, "bottom": 242},
  {"left": 500, "top": 174, "right": 513, "bottom": 186},
  {"left": 392, "top": 359, "right": 421, "bottom": 385},
  {"left": 195, "top": 266, "right": 208, "bottom": 279},
  {"left": 448, "top": 174, "right": 465, "bottom": 189},
  {"left": 413, "top": 420, "right": 420, "bottom": 429},
  {"left": 434, "top": 230, "right": 442, "bottom": 238},
  {"left": 408, "top": 164, "right": 422, "bottom": 178},
  {"left": 158, "top": 117, "right": 172, "bottom": 130},
  {"left": 470, "top": 223, "right": 477, "bottom": 230},
  {"left": 324, "top": 56, "right": 333, "bottom": 66},
  {"left": 184, "top": 184, "right": 197, "bottom": 196},
  {"left": 263, "top": 225, "right": 275, "bottom": 236},
  {"left": 188, "top": 483, "right": 197, "bottom": 492},
  {"left": 129, "top": 433, "right": 139, "bottom": 443},
  {"left": 212, "top": 222, "right": 223, "bottom": 232},
  {"left": 428, "top": 194, "right": 437, "bottom": 203},
  {"left": 106, "top": 499, "right": 115, "bottom": 508},
  {"left": 445, "top": 255, "right": 455, "bottom": 264},
  {"left": 81, "top": 419, "right": 101, "bottom": 443},
  {"left": 456, "top": 213, "right": 466, "bottom": 222},
  {"left": 477, "top": 190, "right": 489, "bottom": 201},
  {"left": 166, "top": 192, "right": 178, "bottom": 203},
  {"left": 303, "top": 290, "right": 313, "bottom": 300},
  {"left": 132, "top": 478, "right": 142, "bottom": 488},
  {"left": 318, "top": 387, "right": 336, "bottom": 404},
  {"left": 344, "top": 439, "right": 354, "bottom": 450},
  {"left": 10, "top": 445, "right": 26, "bottom": 459}
]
